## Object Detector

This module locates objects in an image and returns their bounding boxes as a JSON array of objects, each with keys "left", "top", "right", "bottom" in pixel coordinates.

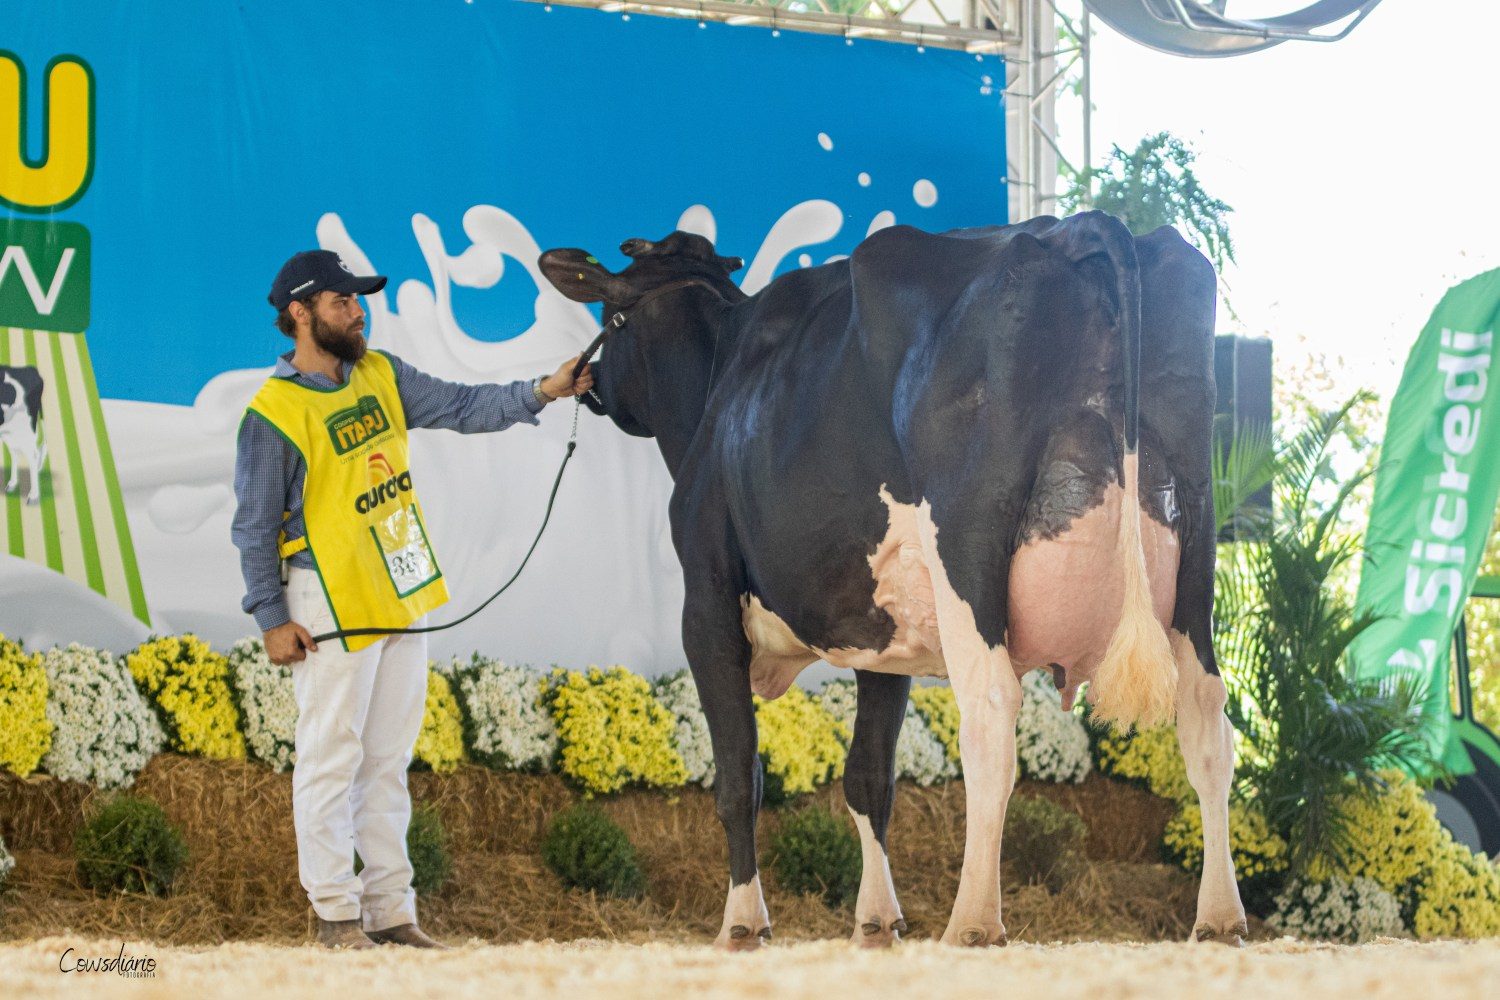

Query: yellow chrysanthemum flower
[
  {"left": 1096, "top": 723, "right": 1193, "bottom": 803},
  {"left": 1315, "top": 771, "right": 1500, "bottom": 939},
  {"left": 125, "top": 635, "right": 244, "bottom": 760},
  {"left": 755, "top": 685, "right": 849, "bottom": 796},
  {"left": 0, "top": 633, "right": 52, "bottom": 777},
  {"left": 414, "top": 667, "right": 466, "bottom": 774},
  {"left": 547, "top": 666, "right": 687, "bottom": 794},
  {"left": 1164, "top": 798, "right": 1289, "bottom": 880}
]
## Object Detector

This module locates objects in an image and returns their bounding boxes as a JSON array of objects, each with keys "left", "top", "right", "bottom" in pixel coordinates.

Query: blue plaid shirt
[{"left": 231, "top": 349, "right": 544, "bottom": 632}]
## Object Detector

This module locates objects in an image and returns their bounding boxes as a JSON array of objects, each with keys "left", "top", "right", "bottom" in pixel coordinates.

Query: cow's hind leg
[
  {"left": 916, "top": 502, "right": 1021, "bottom": 947},
  {"left": 1172, "top": 629, "right": 1246, "bottom": 945},
  {"left": 3, "top": 443, "right": 15, "bottom": 493},
  {"left": 845, "top": 670, "right": 911, "bottom": 947}
]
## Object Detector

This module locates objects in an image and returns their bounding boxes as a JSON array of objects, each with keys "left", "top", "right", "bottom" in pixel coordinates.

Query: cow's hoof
[
  {"left": 852, "top": 916, "right": 906, "bottom": 949},
  {"left": 717, "top": 924, "right": 772, "bottom": 952},
  {"left": 943, "top": 923, "right": 1007, "bottom": 948},
  {"left": 1193, "top": 919, "right": 1248, "bottom": 947}
]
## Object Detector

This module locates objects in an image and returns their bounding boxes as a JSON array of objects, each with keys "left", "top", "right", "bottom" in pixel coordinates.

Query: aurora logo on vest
[
  {"left": 355, "top": 452, "right": 413, "bottom": 515},
  {"left": 325, "top": 395, "right": 390, "bottom": 455}
]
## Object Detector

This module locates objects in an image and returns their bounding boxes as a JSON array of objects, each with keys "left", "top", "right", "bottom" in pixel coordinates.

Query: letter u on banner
[{"left": 0, "top": 54, "right": 94, "bottom": 212}]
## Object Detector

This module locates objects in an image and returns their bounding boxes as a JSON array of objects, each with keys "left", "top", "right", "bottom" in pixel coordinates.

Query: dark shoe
[
  {"left": 316, "top": 918, "right": 377, "bottom": 950},
  {"left": 366, "top": 923, "right": 449, "bottom": 950}
]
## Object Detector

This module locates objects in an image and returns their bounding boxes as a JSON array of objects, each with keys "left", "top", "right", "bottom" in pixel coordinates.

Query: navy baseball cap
[{"left": 268, "top": 250, "right": 387, "bottom": 311}]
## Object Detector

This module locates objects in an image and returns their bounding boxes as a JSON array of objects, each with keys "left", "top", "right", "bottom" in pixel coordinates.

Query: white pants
[{"left": 286, "top": 567, "right": 428, "bottom": 930}]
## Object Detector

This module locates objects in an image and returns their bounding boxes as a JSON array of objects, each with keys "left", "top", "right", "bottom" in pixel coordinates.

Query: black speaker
[{"left": 1214, "top": 335, "right": 1273, "bottom": 538}]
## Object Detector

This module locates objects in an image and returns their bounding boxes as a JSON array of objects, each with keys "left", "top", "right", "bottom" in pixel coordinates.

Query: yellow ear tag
[{"left": 577, "top": 272, "right": 585, "bottom": 280}]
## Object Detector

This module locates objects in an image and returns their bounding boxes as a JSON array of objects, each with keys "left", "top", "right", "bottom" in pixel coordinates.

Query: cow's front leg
[
  {"left": 684, "top": 587, "right": 770, "bottom": 951},
  {"left": 3, "top": 443, "right": 15, "bottom": 493},
  {"left": 1172, "top": 629, "right": 1247, "bottom": 945},
  {"left": 845, "top": 670, "right": 911, "bottom": 948},
  {"left": 25, "top": 443, "right": 43, "bottom": 505},
  {"left": 915, "top": 503, "right": 1021, "bottom": 947}
]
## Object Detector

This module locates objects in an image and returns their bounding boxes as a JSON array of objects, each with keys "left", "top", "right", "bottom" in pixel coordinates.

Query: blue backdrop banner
[{"left": 1, "top": 0, "right": 1007, "bottom": 669}]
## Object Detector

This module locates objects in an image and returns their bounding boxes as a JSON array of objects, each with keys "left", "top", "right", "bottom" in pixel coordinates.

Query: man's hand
[
  {"left": 265, "top": 622, "right": 318, "bottom": 665},
  {"left": 539, "top": 355, "right": 595, "bottom": 401}
]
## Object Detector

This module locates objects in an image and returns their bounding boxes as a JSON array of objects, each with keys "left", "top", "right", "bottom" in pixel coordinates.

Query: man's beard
[{"left": 311, "top": 311, "right": 366, "bottom": 363}]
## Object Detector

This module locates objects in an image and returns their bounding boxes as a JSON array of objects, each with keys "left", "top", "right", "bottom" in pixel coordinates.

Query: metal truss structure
[{"left": 526, "top": 0, "right": 1092, "bottom": 224}]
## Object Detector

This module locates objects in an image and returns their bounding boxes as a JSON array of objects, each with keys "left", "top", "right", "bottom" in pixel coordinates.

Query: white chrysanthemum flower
[
  {"left": 818, "top": 679, "right": 957, "bottom": 787},
  {"left": 0, "top": 833, "right": 14, "bottom": 888},
  {"left": 1270, "top": 876, "right": 1406, "bottom": 943},
  {"left": 1016, "top": 669, "right": 1092, "bottom": 783},
  {"left": 40, "top": 643, "right": 165, "bottom": 789},
  {"left": 228, "top": 638, "right": 298, "bottom": 772},
  {"left": 655, "top": 671, "right": 715, "bottom": 787},
  {"left": 447, "top": 655, "right": 557, "bottom": 772}
]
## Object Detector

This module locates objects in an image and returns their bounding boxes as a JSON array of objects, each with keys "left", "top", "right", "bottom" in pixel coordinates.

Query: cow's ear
[
  {"left": 716, "top": 255, "right": 745, "bottom": 274},
  {"left": 538, "top": 249, "right": 637, "bottom": 305}
]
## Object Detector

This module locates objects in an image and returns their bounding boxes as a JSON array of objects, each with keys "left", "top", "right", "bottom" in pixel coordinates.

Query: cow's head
[{"left": 538, "top": 232, "right": 745, "bottom": 448}]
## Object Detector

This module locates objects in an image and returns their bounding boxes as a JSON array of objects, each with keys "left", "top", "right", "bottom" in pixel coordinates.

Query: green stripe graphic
[
  {"left": 22, "top": 331, "right": 65, "bottom": 574},
  {"left": 1, "top": 328, "right": 148, "bottom": 624},
  {"left": 0, "top": 333, "right": 21, "bottom": 559},
  {"left": 76, "top": 334, "right": 148, "bottom": 622},
  {"left": 49, "top": 331, "right": 104, "bottom": 592}
]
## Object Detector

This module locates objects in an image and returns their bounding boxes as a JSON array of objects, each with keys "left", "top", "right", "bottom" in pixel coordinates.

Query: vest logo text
[
  {"left": 355, "top": 452, "right": 413, "bottom": 515},
  {"left": 326, "top": 395, "right": 390, "bottom": 455}
]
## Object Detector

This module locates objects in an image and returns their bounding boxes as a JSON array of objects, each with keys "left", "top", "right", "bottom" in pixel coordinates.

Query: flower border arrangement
[{"left": 6, "top": 622, "right": 1498, "bottom": 941}]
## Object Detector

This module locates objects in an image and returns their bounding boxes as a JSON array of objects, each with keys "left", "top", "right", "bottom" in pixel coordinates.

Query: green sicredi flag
[{"left": 1354, "top": 268, "right": 1500, "bottom": 773}]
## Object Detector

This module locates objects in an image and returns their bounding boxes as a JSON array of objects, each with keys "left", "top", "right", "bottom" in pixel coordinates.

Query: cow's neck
[{"left": 632, "top": 302, "right": 734, "bottom": 479}]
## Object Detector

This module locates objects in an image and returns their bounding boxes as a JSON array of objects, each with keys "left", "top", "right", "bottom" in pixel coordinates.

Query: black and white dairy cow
[
  {"left": 539, "top": 211, "right": 1243, "bottom": 949},
  {"left": 0, "top": 366, "right": 46, "bottom": 505}
]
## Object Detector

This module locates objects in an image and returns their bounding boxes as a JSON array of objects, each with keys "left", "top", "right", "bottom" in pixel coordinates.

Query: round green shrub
[
  {"left": 74, "top": 795, "right": 188, "bottom": 896},
  {"left": 405, "top": 805, "right": 453, "bottom": 896},
  {"left": 768, "top": 807, "right": 861, "bottom": 908},
  {"left": 1005, "top": 795, "right": 1087, "bottom": 892},
  {"left": 541, "top": 803, "right": 646, "bottom": 898},
  {"left": 354, "top": 804, "right": 453, "bottom": 897}
]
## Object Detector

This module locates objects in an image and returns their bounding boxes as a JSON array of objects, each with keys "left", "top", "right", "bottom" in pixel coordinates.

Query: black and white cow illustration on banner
[
  {"left": 539, "top": 211, "right": 1240, "bottom": 950},
  {"left": 0, "top": 366, "right": 47, "bottom": 505}
]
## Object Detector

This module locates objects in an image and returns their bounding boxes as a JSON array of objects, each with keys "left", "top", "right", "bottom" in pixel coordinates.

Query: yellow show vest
[{"left": 246, "top": 350, "right": 449, "bottom": 651}]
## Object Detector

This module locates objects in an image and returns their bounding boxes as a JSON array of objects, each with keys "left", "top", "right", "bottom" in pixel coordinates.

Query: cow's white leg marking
[
  {"left": 30, "top": 441, "right": 45, "bottom": 505},
  {"left": 715, "top": 874, "right": 772, "bottom": 950},
  {"left": 25, "top": 439, "right": 43, "bottom": 504},
  {"left": 915, "top": 501, "right": 1021, "bottom": 947},
  {"left": 1171, "top": 629, "right": 1246, "bottom": 946},
  {"left": 848, "top": 808, "right": 905, "bottom": 947},
  {"left": 2, "top": 442, "right": 15, "bottom": 492}
]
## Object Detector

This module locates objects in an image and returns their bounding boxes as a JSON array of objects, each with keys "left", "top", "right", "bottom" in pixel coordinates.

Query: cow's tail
[{"left": 1087, "top": 215, "right": 1176, "bottom": 733}]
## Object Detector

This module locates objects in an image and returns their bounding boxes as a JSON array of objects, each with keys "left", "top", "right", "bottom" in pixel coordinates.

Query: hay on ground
[{"left": 0, "top": 756, "right": 1195, "bottom": 945}]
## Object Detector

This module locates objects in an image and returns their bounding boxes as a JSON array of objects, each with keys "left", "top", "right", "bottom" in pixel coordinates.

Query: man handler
[{"left": 232, "top": 249, "right": 592, "bottom": 949}]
